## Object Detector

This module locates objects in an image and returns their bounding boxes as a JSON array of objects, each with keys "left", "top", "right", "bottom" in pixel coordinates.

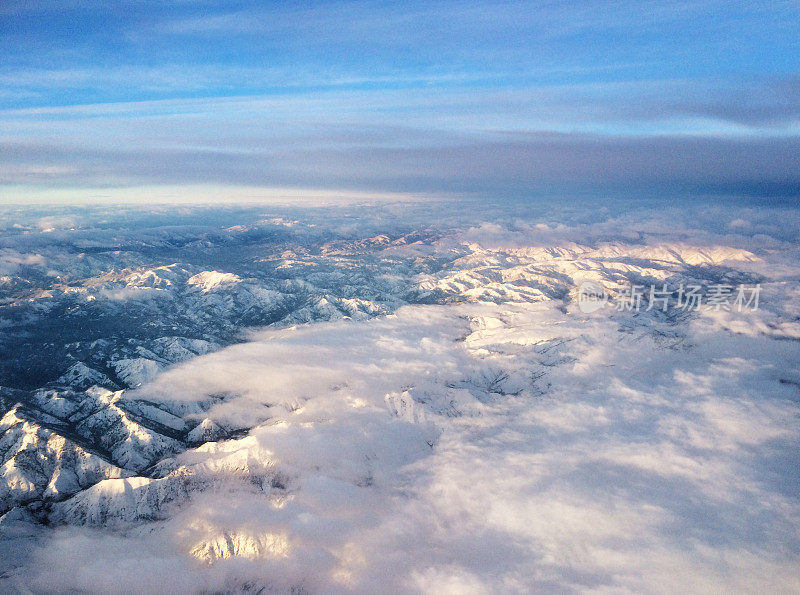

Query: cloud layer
[{"left": 1, "top": 1, "right": 799, "bottom": 201}]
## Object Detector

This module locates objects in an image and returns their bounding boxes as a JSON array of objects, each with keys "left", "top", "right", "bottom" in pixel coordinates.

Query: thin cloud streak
[
  {"left": 3, "top": 76, "right": 798, "bottom": 130},
  {"left": 3, "top": 130, "right": 799, "bottom": 200}
]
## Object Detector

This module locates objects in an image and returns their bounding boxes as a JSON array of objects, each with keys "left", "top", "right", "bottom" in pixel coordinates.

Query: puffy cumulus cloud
[
  {"left": 34, "top": 215, "right": 79, "bottom": 232},
  {"left": 132, "top": 305, "right": 471, "bottom": 432},
  {"left": 0, "top": 248, "right": 45, "bottom": 275}
]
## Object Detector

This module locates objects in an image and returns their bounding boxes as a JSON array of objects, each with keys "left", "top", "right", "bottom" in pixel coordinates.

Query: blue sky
[{"left": 1, "top": 0, "right": 799, "bottom": 202}]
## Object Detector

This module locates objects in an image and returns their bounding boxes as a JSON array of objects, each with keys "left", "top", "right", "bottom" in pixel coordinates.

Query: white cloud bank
[{"left": 4, "top": 294, "right": 799, "bottom": 593}]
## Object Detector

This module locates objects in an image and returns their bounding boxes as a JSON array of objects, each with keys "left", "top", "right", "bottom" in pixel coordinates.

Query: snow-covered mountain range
[{"left": 1, "top": 200, "right": 799, "bottom": 593}]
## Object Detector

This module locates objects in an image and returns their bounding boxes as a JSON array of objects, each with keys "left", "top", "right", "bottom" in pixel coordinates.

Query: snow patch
[{"left": 186, "top": 271, "right": 241, "bottom": 292}]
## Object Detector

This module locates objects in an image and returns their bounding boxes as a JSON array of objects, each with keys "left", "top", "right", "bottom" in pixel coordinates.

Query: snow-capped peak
[{"left": 186, "top": 271, "right": 242, "bottom": 292}]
